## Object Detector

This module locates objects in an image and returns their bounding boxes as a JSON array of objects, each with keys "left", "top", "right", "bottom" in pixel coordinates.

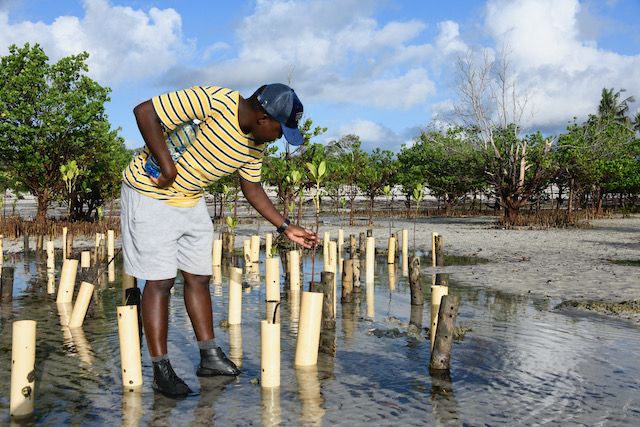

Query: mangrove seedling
[
  {"left": 60, "top": 160, "right": 81, "bottom": 219},
  {"left": 306, "top": 160, "right": 327, "bottom": 287},
  {"left": 411, "top": 183, "right": 424, "bottom": 256},
  {"left": 383, "top": 185, "right": 393, "bottom": 236}
]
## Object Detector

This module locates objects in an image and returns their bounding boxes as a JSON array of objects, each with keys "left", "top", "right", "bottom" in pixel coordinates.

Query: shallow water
[{"left": 1, "top": 250, "right": 639, "bottom": 426}]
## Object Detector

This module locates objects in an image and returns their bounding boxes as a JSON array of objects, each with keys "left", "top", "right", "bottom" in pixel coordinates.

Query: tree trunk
[
  {"left": 368, "top": 195, "right": 374, "bottom": 226},
  {"left": 444, "top": 198, "right": 452, "bottom": 216},
  {"left": 503, "top": 203, "right": 519, "bottom": 225},
  {"left": 36, "top": 191, "right": 49, "bottom": 222},
  {"left": 567, "top": 179, "right": 575, "bottom": 220}
]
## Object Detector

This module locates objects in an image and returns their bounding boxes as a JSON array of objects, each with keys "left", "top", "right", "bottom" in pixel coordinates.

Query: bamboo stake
[
  {"left": 10, "top": 320, "right": 36, "bottom": 418},
  {"left": 228, "top": 267, "right": 243, "bottom": 325},
  {"left": 365, "top": 237, "right": 375, "bottom": 283},
  {"left": 56, "top": 259, "right": 79, "bottom": 304},
  {"left": 289, "top": 250, "right": 300, "bottom": 292},
  {"left": 294, "top": 291, "right": 323, "bottom": 366},
  {"left": 265, "top": 233, "right": 273, "bottom": 258},
  {"left": 68, "top": 281, "right": 94, "bottom": 328},
  {"left": 402, "top": 230, "right": 409, "bottom": 276},
  {"left": 261, "top": 320, "right": 280, "bottom": 388},
  {"left": 265, "top": 257, "right": 280, "bottom": 302},
  {"left": 117, "top": 305, "right": 143, "bottom": 389},
  {"left": 387, "top": 236, "right": 396, "bottom": 264},
  {"left": 212, "top": 239, "right": 222, "bottom": 267},
  {"left": 251, "top": 235, "right": 261, "bottom": 264}
]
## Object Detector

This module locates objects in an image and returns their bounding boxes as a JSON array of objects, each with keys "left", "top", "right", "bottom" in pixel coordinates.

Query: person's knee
[
  {"left": 183, "top": 273, "right": 210, "bottom": 289},
  {"left": 144, "top": 279, "right": 175, "bottom": 296}
]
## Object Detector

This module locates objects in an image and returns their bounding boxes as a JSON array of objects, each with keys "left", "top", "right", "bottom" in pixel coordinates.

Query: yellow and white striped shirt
[{"left": 123, "top": 86, "right": 264, "bottom": 207}]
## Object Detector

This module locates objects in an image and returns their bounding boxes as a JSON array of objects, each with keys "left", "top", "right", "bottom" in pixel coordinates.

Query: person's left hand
[{"left": 283, "top": 224, "right": 320, "bottom": 249}]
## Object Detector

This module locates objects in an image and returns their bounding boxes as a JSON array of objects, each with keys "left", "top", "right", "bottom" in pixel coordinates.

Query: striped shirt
[{"left": 122, "top": 86, "right": 264, "bottom": 207}]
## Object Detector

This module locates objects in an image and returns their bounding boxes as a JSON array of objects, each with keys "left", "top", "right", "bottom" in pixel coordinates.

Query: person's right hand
[{"left": 149, "top": 168, "right": 176, "bottom": 188}]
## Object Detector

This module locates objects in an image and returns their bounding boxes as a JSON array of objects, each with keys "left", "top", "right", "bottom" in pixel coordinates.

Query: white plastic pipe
[
  {"left": 294, "top": 292, "right": 323, "bottom": 366},
  {"left": 265, "top": 257, "right": 280, "bottom": 302},
  {"left": 68, "top": 281, "right": 94, "bottom": 328},
  {"left": 261, "top": 320, "right": 280, "bottom": 388},
  {"left": 10, "top": 320, "right": 36, "bottom": 418},
  {"left": 365, "top": 237, "right": 375, "bottom": 284},
  {"left": 116, "top": 305, "right": 143, "bottom": 388},
  {"left": 228, "top": 267, "right": 243, "bottom": 325},
  {"left": 212, "top": 239, "right": 222, "bottom": 267},
  {"left": 56, "top": 259, "right": 79, "bottom": 304},
  {"left": 289, "top": 250, "right": 300, "bottom": 292}
]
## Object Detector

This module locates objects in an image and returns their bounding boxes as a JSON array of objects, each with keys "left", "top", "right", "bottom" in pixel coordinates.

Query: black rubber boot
[
  {"left": 152, "top": 359, "right": 193, "bottom": 398},
  {"left": 196, "top": 347, "right": 240, "bottom": 377}
]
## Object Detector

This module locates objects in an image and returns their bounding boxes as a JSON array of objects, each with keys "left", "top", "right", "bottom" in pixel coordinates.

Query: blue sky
[{"left": 1, "top": 0, "right": 639, "bottom": 153}]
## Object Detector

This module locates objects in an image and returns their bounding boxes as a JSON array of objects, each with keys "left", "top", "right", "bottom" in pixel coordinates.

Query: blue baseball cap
[{"left": 256, "top": 83, "right": 304, "bottom": 146}]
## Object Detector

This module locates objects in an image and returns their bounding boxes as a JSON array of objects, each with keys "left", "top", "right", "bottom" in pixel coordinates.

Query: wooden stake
[
  {"left": 341, "top": 259, "right": 354, "bottom": 303},
  {"left": 431, "top": 232, "right": 438, "bottom": 267},
  {"left": 320, "top": 272, "right": 335, "bottom": 330},
  {"left": 387, "top": 236, "right": 396, "bottom": 264},
  {"left": 430, "top": 285, "right": 449, "bottom": 351},
  {"left": 409, "top": 256, "right": 423, "bottom": 306},
  {"left": 435, "top": 235, "right": 444, "bottom": 267},
  {"left": 429, "top": 295, "right": 459, "bottom": 372},
  {"left": 1, "top": 266, "right": 14, "bottom": 303}
]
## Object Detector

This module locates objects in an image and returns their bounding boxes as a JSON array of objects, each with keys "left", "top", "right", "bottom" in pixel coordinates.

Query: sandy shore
[{"left": 4, "top": 213, "right": 639, "bottom": 320}]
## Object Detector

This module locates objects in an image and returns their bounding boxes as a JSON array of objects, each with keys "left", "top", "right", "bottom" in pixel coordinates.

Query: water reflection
[{"left": 0, "top": 250, "right": 639, "bottom": 425}]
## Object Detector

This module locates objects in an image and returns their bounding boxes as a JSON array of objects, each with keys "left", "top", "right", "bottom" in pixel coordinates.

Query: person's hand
[
  {"left": 148, "top": 168, "right": 176, "bottom": 188},
  {"left": 283, "top": 224, "right": 320, "bottom": 249}
]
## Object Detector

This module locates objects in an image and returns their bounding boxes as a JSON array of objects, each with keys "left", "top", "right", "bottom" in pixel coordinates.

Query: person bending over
[{"left": 121, "top": 83, "right": 319, "bottom": 397}]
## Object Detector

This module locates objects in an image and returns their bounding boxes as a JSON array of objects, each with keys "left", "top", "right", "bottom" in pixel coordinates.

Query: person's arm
[
  {"left": 240, "top": 177, "right": 319, "bottom": 248},
  {"left": 133, "top": 100, "right": 176, "bottom": 188}
]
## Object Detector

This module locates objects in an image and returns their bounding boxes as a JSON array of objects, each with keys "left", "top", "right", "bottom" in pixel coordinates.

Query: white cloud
[
  {"left": 323, "top": 119, "right": 417, "bottom": 153},
  {"left": 0, "top": 0, "right": 192, "bottom": 86},
  {"left": 161, "top": 0, "right": 438, "bottom": 111},
  {"left": 482, "top": 0, "right": 640, "bottom": 132}
]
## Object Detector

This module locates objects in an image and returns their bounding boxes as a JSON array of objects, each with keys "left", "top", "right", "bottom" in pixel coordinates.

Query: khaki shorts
[{"left": 120, "top": 183, "right": 213, "bottom": 280}]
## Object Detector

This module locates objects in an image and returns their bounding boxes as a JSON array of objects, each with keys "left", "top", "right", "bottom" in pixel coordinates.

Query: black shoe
[
  {"left": 196, "top": 347, "right": 240, "bottom": 377},
  {"left": 152, "top": 359, "right": 193, "bottom": 398}
]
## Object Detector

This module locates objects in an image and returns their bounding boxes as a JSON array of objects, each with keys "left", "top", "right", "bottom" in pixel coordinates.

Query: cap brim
[{"left": 282, "top": 125, "right": 304, "bottom": 146}]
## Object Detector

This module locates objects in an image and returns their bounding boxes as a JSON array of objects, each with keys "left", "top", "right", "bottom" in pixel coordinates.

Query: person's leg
[
  {"left": 141, "top": 278, "right": 175, "bottom": 357},
  {"left": 182, "top": 271, "right": 240, "bottom": 376},
  {"left": 182, "top": 271, "right": 214, "bottom": 341}
]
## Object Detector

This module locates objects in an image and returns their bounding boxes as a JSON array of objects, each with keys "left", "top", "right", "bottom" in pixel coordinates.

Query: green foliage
[
  {"left": 326, "top": 135, "right": 366, "bottom": 225},
  {"left": 0, "top": 43, "right": 128, "bottom": 219},
  {"left": 356, "top": 148, "right": 396, "bottom": 225},
  {"left": 226, "top": 215, "right": 238, "bottom": 234}
]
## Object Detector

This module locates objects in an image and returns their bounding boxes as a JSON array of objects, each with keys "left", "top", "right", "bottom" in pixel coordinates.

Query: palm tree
[
  {"left": 598, "top": 87, "right": 636, "bottom": 126},
  {"left": 633, "top": 112, "right": 640, "bottom": 134}
]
